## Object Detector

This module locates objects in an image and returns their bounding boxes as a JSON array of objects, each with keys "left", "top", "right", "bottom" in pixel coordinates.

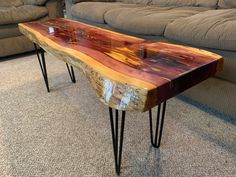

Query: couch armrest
[{"left": 46, "top": 0, "right": 64, "bottom": 19}]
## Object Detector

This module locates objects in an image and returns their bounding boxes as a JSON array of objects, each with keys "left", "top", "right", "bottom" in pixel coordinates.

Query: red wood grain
[{"left": 20, "top": 18, "right": 223, "bottom": 108}]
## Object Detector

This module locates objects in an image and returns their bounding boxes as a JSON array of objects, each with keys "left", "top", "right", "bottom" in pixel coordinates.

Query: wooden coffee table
[{"left": 19, "top": 18, "right": 223, "bottom": 175}]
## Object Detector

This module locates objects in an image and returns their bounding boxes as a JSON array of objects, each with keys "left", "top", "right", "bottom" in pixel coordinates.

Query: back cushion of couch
[
  {"left": 23, "top": 0, "right": 48, "bottom": 5},
  {"left": 118, "top": 0, "right": 152, "bottom": 5},
  {"left": 218, "top": 0, "right": 236, "bottom": 8},
  {"left": 152, "top": 0, "right": 219, "bottom": 8},
  {"left": 0, "top": 0, "right": 23, "bottom": 7}
]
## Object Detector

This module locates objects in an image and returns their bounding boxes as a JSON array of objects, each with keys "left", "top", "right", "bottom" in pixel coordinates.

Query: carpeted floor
[{"left": 0, "top": 53, "right": 235, "bottom": 177}]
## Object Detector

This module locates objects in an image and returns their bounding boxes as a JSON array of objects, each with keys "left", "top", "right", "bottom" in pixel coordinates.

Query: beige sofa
[
  {"left": 66, "top": 0, "right": 236, "bottom": 118},
  {"left": 0, "top": 0, "right": 63, "bottom": 57}
]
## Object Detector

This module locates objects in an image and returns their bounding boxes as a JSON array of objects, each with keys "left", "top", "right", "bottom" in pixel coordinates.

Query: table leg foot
[
  {"left": 34, "top": 43, "right": 50, "bottom": 93},
  {"left": 66, "top": 63, "right": 76, "bottom": 83},
  {"left": 149, "top": 101, "right": 167, "bottom": 148},
  {"left": 109, "top": 107, "right": 126, "bottom": 175}
]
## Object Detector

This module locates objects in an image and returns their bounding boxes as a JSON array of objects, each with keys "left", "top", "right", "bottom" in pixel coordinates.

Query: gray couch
[
  {"left": 66, "top": 0, "right": 236, "bottom": 118},
  {"left": 0, "top": 0, "right": 63, "bottom": 57}
]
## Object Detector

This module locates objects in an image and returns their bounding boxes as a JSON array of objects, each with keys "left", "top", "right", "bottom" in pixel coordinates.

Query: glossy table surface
[{"left": 19, "top": 18, "right": 223, "bottom": 112}]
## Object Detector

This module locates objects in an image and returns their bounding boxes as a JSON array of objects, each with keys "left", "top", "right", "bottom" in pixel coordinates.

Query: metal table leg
[
  {"left": 66, "top": 63, "right": 76, "bottom": 83},
  {"left": 108, "top": 101, "right": 167, "bottom": 175},
  {"left": 34, "top": 43, "right": 77, "bottom": 92},
  {"left": 149, "top": 101, "right": 167, "bottom": 148},
  {"left": 34, "top": 43, "right": 50, "bottom": 92},
  {"left": 108, "top": 107, "right": 126, "bottom": 175}
]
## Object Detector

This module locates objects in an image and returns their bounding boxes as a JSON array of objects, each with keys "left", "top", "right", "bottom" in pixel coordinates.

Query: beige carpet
[{"left": 0, "top": 53, "right": 235, "bottom": 177}]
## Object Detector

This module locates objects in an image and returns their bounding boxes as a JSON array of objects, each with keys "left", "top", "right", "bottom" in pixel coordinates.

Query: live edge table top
[{"left": 19, "top": 18, "right": 223, "bottom": 112}]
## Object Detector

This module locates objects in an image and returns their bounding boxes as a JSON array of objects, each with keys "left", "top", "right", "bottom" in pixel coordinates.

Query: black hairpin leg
[
  {"left": 149, "top": 101, "right": 167, "bottom": 148},
  {"left": 66, "top": 63, "right": 76, "bottom": 83},
  {"left": 109, "top": 108, "right": 126, "bottom": 175},
  {"left": 34, "top": 43, "right": 50, "bottom": 92}
]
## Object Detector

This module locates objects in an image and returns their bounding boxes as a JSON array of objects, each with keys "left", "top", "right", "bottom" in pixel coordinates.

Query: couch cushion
[
  {"left": 118, "top": 0, "right": 151, "bottom": 5},
  {"left": 104, "top": 6, "right": 208, "bottom": 35},
  {"left": 218, "top": 0, "right": 236, "bottom": 8},
  {"left": 0, "top": 16, "right": 49, "bottom": 39},
  {"left": 0, "top": 35, "right": 34, "bottom": 57},
  {"left": 0, "top": 5, "right": 48, "bottom": 25},
  {"left": 68, "top": 0, "right": 115, "bottom": 3},
  {"left": 71, "top": 2, "right": 141, "bottom": 23},
  {"left": 0, "top": 24, "right": 21, "bottom": 39},
  {"left": 152, "top": 0, "right": 218, "bottom": 8},
  {"left": 23, "top": 0, "right": 48, "bottom": 5},
  {"left": 165, "top": 9, "right": 236, "bottom": 51},
  {"left": 0, "top": 0, "right": 23, "bottom": 7}
]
